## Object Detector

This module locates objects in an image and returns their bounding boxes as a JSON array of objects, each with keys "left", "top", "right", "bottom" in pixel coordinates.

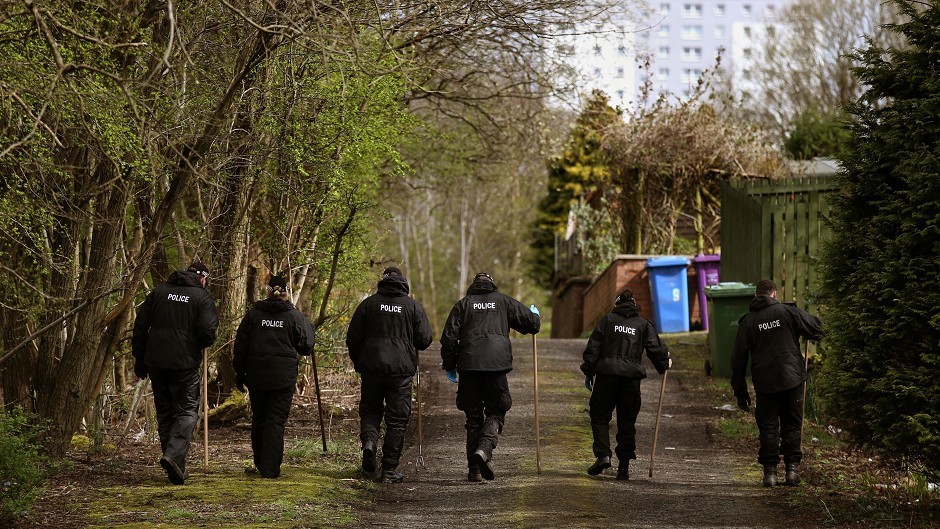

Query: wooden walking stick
[
  {"left": 533, "top": 333, "right": 542, "bottom": 475},
  {"left": 648, "top": 370, "right": 669, "bottom": 478},
  {"left": 800, "top": 340, "right": 811, "bottom": 441},
  {"left": 202, "top": 351, "right": 210, "bottom": 473},
  {"left": 416, "top": 369, "right": 425, "bottom": 471},
  {"left": 311, "top": 351, "right": 328, "bottom": 452}
]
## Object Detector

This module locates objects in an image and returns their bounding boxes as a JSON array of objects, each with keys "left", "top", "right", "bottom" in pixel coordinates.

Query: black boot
[
  {"left": 381, "top": 467, "right": 405, "bottom": 483},
  {"left": 785, "top": 462, "right": 800, "bottom": 486},
  {"left": 160, "top": 456, "right": 187, "bottom": 485},
  {"left": 361, "top": 441, "right": 376, "bottom": 474},
  {"left": 587, "top": 456, "right": 611, "bottom": 476},
  {"left": 471, "top": 450, "right": 495, "bottom": 481},
  {"left": 762, "top": 464, "right": 777, "bottom": 487},
  {"left": 616, "top": 461, "right": 629, "bottom": 481},
  {"left": 467, "top": 466, "right": 483, "bottom": 482}
]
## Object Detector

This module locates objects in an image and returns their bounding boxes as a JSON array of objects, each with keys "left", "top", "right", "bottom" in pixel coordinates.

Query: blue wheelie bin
[{"left": 646, "top": 256, "right": 691, "bottom": 333}]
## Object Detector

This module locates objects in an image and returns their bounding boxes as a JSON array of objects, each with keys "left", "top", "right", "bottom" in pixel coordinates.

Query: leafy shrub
[{"left": 0, "top": 407, "right": 49, "bottom": 523}]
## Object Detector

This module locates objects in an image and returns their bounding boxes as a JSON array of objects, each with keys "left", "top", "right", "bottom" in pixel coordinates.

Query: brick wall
[
  {"left": 550, "top": 277, "right": 592, "bottom": 338},
  {"left": 567, "top": 255, "right": 704, "bottom": 336}
]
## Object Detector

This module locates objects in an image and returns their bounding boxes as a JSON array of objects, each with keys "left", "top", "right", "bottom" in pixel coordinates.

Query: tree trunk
[{"left": 36, "top": 166, "right": 130, "bottom": 455}]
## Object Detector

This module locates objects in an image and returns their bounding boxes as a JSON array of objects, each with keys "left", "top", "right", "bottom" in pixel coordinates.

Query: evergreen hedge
[{"left": 818, "top": 0, "right": 940, "bottom": 480}]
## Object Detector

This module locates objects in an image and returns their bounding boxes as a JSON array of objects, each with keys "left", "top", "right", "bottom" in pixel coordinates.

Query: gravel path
[{"left": 357, "top": 336, "right": 814, "bottom": 529}]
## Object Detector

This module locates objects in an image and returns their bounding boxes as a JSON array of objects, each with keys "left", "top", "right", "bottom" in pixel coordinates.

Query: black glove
[
  {"left": 235, "top": 374, "right": 246, "bottom": 393},
  {"left": 736, "top": 393, "right": 751, "bottom": 412},
  {"left": 133, "top": 361, "right": 148, "bottom": 380},
  {"left": 584, "top": 375, "right": 594, "bottom": 391}
]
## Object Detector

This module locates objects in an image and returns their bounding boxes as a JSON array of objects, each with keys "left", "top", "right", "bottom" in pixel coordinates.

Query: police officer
[
  {"left": 346, "top": 267, "right": 433, "bottom": 483},
  {"left": 580, "top": 287, "right": 671, "bottom": 480},
  {"left": 132, "top": 261, "right": 219, "bottom": 485},
  {"left": 730, "top": 279, "right": 823, "bottom": 487},
  {"left": 233, "top": 275, "right": 315, "bottom": 479},
  {"left": 440, "top": 272, "right": 541, "bottom": 482}
]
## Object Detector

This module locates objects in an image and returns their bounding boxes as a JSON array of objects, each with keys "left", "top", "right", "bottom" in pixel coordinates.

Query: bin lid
[
  {"left": 705, "top": 282, "right": 755, "bottom": 298},
  {"left": 646, "top": 256, "right": 690, "bottom": 268},
  {"left": 692, "top": 253, "right": 720, "bottom": 263}
]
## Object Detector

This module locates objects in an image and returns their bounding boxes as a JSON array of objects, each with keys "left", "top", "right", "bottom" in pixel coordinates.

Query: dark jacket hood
[
  {"left": 377, "top": 275, "right": 410, "bottom": 297},
  {"left": 168, "top": 270, "right": 205, "bottom": 288},
  {"left": 254, "top": 298, "right": 295, "bottom": 313},
  {"left": 467, "top": 278, "right": 498, "bottom": 295},
  {"left": 749, "top": 295, "right": 778, "bottom": 312},
  {"left": 612, "top": 299, "right": 639, "bottom": 318}
]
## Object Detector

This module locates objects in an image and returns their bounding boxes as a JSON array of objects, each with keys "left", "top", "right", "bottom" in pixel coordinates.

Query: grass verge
[{"left": 661, "top": 333, "right": 939, "bottom": 528}]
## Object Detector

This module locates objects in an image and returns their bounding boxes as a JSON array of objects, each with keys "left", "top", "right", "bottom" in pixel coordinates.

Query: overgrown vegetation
[
  {"left": 817, "top": 0, "right": 940, "bottom": 483},
  {"left": 0, "top": 408, "right": 49, "bottom": 524}
]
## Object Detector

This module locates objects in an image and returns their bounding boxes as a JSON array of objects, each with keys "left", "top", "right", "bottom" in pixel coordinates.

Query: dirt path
[{"left": 358, "top": 336, "right": 814, "bottom": 529}]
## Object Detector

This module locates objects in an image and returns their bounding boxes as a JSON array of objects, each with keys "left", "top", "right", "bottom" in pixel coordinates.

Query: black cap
[
  {"left": 615, "top": 287, "right": 634, "bottom": 305},
  {"left": 187, "top": 261, "right": 210, "bottom": 277},
  {"left": 474, "top": 272, "right": 495, "bottom": 284},
  {"left": 383, "top": 266, "right": 402, "bottom": 277},
  {"left": 268, "top": 275, "right": 288, "bottom": 293}
]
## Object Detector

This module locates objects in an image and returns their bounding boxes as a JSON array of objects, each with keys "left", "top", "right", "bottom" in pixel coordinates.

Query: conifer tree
[
  {"left": 818, "top": 0, "right": 940, "bottom": 480},
  {"left": 530, "top": 90, "right": 621, "bottom": 286}
]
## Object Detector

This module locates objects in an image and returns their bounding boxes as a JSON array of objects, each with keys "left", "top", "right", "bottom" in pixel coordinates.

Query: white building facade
[{"left": 567, "top": 1, "right": 790, "bottom": 110}]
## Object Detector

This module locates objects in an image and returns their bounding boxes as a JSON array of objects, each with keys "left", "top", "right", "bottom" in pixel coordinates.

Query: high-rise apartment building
[{"left": 567, "top": 1, "right": 789, "bottom": 110}]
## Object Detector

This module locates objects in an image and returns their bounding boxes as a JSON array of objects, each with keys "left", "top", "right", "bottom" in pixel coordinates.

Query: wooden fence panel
[{"left": 721, "top": 176, "right": 838, "bottom": 312}]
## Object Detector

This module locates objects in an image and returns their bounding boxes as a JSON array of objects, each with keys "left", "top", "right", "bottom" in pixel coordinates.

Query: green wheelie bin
[{"left": 704, "top": 282, "right": 755, "bottom": 377}]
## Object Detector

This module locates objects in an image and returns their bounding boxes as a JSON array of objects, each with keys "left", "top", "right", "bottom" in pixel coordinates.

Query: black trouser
[
  {"left": 150, "top": 367, "right": 201, "bottom": 473},
  {"left": 589, "top": 374, "right": 642, "bottom": 463},
  {"left": 359, "top": 374, "right": 413, "bottom": 470},
  {"left": 755, "top": 384, "right": 804, "bottom": 466},
  {"left": 248, "top": 385, "right": 295, "bottom": 478},
  {"left": 456, "top": 371, "right": 512, "bottom": 468}
]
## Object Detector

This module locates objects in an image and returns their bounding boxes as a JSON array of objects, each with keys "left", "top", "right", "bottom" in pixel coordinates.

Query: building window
[
  {"left": 682, "top": 3, "right": 703, "bottom": 18},
  {"left": 616, "top": 67, "right": 625, "bottom": 78},
  {"left": 682, "top": 25, "right": 702, "bottom": 40},
  {"left": 743, "top": 47, "right": 753, "bottom": 59},
  {"left": 715, "top": 3, "right": 725, "bottom": 16},
  {"left": 593, "top": 67, "right": 602, "bottom": 78},
  {"left": 743, "top": 4, "right": 752, "bottom": 17},
  {"left": 657, "top": 24, "right": 670, "bottom": 37},
  {"left": 594, "top": 44, "right": 602, "bottom": 56},
  {"left": 743, "top": 26, "right": 753, "bottom": 39},
  {"left": 617, "top": 45, "right": 626, "bottom": 56},
  {"left": 715, "top": 25, "right": 726, "bottom": 38},
  {"left": 659, "top": 3, "right": 670, "bottom": 14},
  {"left": 657, "top": 67, "right": 669, "bottom": 80},
  {"left": 681, "top": 67, "right": 703, "bottom": 84},
  {"left": 682, "top": 46, "right": 702, "bottom": 61},
  {"left": 658, "top": 46, "right": 670, "bottom": 59},
  {"left": 765, "top": 4, "right": 777, "bottom": 18}
]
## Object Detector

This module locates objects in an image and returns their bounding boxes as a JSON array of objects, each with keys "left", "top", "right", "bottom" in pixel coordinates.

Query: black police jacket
[
  {"left": 440, "top": 278, "right": 541, "bottom": 373},
  {"left": 580, "top": 300, "right": 670, "bottom": 379},
  {"left": 132, "top": 270, "right": 219, "bottom": 370},
  {"left": 730, "top": 295, "right": 823, "bottom": 396},
  {"left": 345, "top": 275, "right": 433, "bottom": 376},
  {"left": 233, "top": 298, "right": 315, "bottom": 390}
]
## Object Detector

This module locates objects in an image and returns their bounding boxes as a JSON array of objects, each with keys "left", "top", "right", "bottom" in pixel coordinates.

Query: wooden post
[
  {"left": 533, "top": 334, "right": 541, "bottom": 474},
  {"left": 800, "top": 340, "right": 811, "bottom": 441},
  {"left": 311, "top": 350, "right": 328, "bottom": 452},
  {"left": 202, "top": 351, "right": 209, "bottom": 473},
  {"left": 648, "top": 370, "right": 668, "bottom": 478}
]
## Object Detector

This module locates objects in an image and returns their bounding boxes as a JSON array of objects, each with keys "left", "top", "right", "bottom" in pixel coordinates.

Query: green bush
[
  {"left": 0, "top": 407, "right": 49, "bottom": 523},
  {"left": 818, "top": 0, "right": 940, "bottom": 482}
]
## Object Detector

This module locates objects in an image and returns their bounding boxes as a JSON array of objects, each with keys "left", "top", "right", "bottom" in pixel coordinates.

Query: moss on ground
[{"left": 83, "top": 439, "right": 372, "bottom": 529}]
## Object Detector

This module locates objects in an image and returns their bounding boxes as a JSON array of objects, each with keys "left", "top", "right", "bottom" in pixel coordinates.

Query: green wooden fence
[{"left": 721, "top": 176, "right": 839, "bottom": 313}]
